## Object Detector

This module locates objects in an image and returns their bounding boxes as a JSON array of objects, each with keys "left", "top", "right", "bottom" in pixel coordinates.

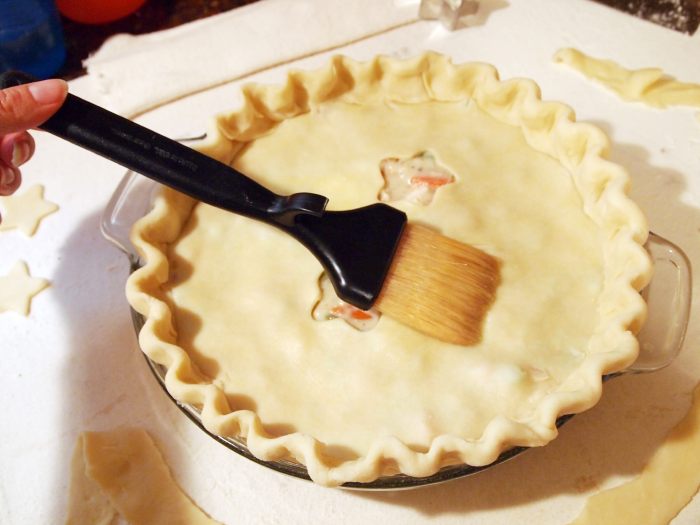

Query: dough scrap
[
  {"left": 66, "top": 428, "right": 223, "bottom": 525},
  {"left": 0, "top": 184, "right": 58, "bottom": 236},
  {"left": 554, "top": 48, "right": 700, "bottom": 109},
  {"left": 570, "top": 383, "right": 700, "bottom": 525},
  {"left": 0, "top": 261, "right": 49, "bottom": 316}
]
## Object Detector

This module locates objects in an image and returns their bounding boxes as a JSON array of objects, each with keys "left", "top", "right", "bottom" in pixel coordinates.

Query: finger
[
  {"left": 0, "top": 160, "right": 21, "bottom": 196},
  {"left": 0, "top": 131, "right": 35, "bottom": 167},
  {"left": 0, "top": 79, "right": 68, "bottom": 135}
]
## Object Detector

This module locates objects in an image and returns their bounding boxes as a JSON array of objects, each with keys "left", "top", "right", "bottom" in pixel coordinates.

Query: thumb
[{"left": 0, "top": 79, "right": 68, "bottom": 135}]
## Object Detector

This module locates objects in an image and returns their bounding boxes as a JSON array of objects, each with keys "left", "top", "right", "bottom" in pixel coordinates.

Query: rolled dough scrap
[
  {"left": 0, "top": 261, "right": 49, "bottom": 316},
  {"left": 66, "top": 428, "right": 223, "bottom": 525},
  {"left": 0, "top": 184, "right": 58, "bottom": 236},
  {"left": 66, "top": 438, "right": 117, "bottom": 525},
  {"left": 569, "top": 383, "right": 700, "bottom": 525},
  {"left": 554, "top": 48, "right": 700, "bottom": 109}
]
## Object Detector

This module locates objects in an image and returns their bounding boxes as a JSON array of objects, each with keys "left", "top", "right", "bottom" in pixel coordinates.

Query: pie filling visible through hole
[
  {"left": 379, "top": 151, "right": 456, "bottom": 205},
  {"left": 127, "top": 54, "right": 652, "bottom": 486},
  {"left": 312, "top": 273, "right": 381, "bottom": 331}
]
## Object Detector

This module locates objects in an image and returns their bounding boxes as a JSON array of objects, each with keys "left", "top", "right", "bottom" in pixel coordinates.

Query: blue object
[{"left": 0, "top": 0, "right": 66, "bottom": 78}]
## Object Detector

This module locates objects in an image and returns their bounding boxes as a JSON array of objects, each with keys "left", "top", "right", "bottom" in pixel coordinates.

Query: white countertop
[{"left": 2, "top": 0, "right": 700, "bottom": 523}]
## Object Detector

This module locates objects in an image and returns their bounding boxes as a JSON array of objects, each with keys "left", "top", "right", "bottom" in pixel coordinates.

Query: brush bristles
[{"left": 375, "top": 224, "right": 500, "bottom": 346}]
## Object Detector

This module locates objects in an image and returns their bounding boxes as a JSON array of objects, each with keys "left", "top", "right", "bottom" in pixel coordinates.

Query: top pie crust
[{"left": 127, "top": 53, "right": 652, "bottom": 486}]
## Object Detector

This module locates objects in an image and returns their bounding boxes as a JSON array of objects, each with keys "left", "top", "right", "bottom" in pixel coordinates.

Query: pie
[{"left": 126, "top": 53, "right": 652, "bottom": 486}]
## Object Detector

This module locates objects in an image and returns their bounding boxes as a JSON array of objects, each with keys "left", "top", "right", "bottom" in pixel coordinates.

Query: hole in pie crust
[
  {"left": 312, "top": 273, "right": 381, "bottom": 331},
  {"left": 378, "top": 151, "right": 456, "bottom": 205}
]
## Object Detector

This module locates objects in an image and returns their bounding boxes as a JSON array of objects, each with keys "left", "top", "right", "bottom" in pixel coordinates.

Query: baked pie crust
[{"left": 126, "top": 53, "right": 652, "bottom": 486}]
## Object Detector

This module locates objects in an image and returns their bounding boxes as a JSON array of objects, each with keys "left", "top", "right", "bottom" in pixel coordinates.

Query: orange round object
[{"left": 56, "top": 0, "right": 147, "bottom": 24}]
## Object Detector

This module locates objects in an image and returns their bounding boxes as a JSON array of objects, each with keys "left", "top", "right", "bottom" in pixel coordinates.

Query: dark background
[{"left": 58, "top": 0, "right": 259, "bottom": 79}]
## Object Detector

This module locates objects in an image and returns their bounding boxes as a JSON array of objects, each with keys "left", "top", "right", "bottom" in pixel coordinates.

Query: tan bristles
[{"left": 375, "top": 224, "right": 500, "bottom": 346}]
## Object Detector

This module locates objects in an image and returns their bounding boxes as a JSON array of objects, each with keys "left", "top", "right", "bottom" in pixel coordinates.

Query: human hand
[{"left": 0, "top": 79, "right": 68, "bottom": 195}]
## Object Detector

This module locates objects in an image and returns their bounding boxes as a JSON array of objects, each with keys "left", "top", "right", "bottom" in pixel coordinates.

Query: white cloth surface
[
  {"left": 2, "top": 0, "right": 700, "bottom": 523},
  {"left": 84, "top": 0, "right": 419, "bottom": 117}
]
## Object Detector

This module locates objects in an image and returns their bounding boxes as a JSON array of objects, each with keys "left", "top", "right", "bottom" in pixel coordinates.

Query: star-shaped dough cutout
[
  {"left": 0, "top": 184, "right": 58, "bottom": 236},
  {"left": 0, "top": 261, "right": 49, "bottom": 316}
]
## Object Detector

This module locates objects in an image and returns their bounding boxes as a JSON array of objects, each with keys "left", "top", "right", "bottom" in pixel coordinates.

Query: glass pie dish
[{"left": 102, "top": 161, "right": 691, "bottom": 490}]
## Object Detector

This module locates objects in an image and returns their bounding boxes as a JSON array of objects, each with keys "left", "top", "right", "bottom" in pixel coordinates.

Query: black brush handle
[
  {"left": 1, "top": 71, "right": 406, "bottom": 310},
  {"left": 0, "top": 71, "right": 327, "bottom": 226}
]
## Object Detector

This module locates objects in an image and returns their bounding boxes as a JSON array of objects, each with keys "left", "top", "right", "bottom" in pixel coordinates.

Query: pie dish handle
[
  {"left": 101, "top": 179, "right": 692, "bottom": 373},
  {"left": 100, "top": 137, "right": 207, "bottom": 266},
  {"left": 627, "top": 232, "right": 692, "bottom": 374},
  {"left": 101, "top": 170, "right": 156, "bottom": 268}
]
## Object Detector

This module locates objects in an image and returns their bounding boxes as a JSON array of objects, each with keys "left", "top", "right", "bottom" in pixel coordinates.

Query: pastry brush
[{"left": 1, "top": 71, "right": 500, "bottom": 345}]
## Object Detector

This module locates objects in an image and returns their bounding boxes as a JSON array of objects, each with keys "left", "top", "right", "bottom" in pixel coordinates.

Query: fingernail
[
  {"left": 28, "top": 79, "right": 68, "bottom": 105},
  {"left": 0, "top": 164, "right": 18, "bottom": 194},
  {"left": 11, "top": 140, "right": 32, "bottom": 167},
  {"left": 1, "top": 164, "right": 17, "bottom": 187}
]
